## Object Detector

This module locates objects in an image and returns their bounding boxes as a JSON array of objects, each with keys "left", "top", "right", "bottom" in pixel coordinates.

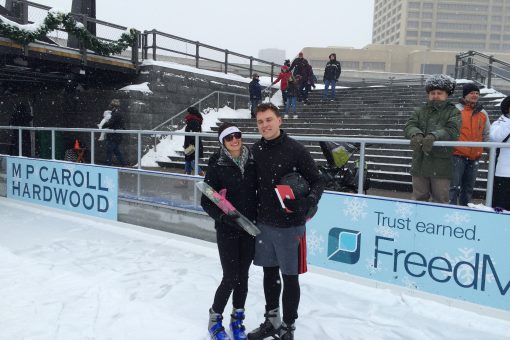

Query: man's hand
[
  {"left": 284, "top": 196, "right": 316, "bottom": 214},
  {"left": 410, "top": 134, "right": 424, "bottom": 152},
  {"left": 422, "top": 134, "right": 436, "bottom": 154},
  {"left": 220, "top": 211, "right": 241, "bottom": 229}
]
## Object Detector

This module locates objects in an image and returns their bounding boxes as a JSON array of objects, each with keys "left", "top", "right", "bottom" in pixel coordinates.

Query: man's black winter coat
[
  {"left": 249, "top": 79, "right": 262, "bottom": 100},
  {"left": 102, "top": 108, "right": 124, "bottom": 143},
  {"left": 252, "top": 130, "right": 325, "bottom": 227},
  {"left": 323, "top": 60, "right": 341, "bottom": 81}
]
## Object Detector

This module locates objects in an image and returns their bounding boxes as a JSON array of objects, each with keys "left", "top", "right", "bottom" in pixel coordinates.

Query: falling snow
[
  {"left": 374, "top": 225, "right": 400, "bottom": 239},
  {"left": 365, "top": 257, "right": 383, "bottom": 274},
  {"left": 402, "top": 276, "right": 418, "bottom": 290},
  {"left": 102, "top": 176, "right": 116, "bottom": 190}
]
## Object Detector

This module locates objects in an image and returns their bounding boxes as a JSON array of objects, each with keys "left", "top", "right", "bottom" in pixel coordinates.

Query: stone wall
[{"left": 0, "top": 64, "right": 251, "bottom": 164}]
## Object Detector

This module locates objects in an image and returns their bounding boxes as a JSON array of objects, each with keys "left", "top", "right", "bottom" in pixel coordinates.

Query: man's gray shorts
[{"left": 253, "top": 223, "right": 307, "bottom": 275}]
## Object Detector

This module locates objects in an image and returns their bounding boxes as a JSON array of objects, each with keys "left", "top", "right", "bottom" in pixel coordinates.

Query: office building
[{"left": 372, "top": 0, "right": 510, "bottom": 52}]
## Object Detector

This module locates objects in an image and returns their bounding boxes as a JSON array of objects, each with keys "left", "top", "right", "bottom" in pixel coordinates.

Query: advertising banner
[
  {"left": 308, "top": 192, "right": 510, "bottom": 312},
  {"left": 7, "top": 157, "right": 118, "bottom": 220}
]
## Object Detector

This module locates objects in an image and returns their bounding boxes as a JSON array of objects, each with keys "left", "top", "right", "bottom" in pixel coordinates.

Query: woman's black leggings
[
  {"left": 263, "top": 266, "right": 300, "bottom": 325},
  {"left": 212, "top": 229, "right": 255, "bottom": 314}
]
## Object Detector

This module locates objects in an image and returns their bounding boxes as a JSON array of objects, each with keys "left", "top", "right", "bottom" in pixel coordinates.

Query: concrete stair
[{"left": 157, "top": 84, "right": 504, "bottom": 196}]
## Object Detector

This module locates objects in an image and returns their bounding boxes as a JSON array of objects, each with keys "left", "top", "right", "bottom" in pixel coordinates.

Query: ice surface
[{"left": 0, "top": 198, "right": 509, "bottom": 339}]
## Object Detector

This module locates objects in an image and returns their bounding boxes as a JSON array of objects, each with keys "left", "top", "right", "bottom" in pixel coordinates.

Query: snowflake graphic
[
  {"left": 307, "top": 229, "right": 325, "bottom": 256},
  {"left": 443, "top": 248, "right": 495, "bottom": 285},
  {"left": 395, "top": 202, "right": 414, "bottom": 219},
  {"left": 374, "top": 225, "right": 399, "bottom": 239},
  {"left": 365, "top": 257, "right": 383, "bottom": 274},
  {"left": 402, "top": 276, "right": 418, "bottom": 290},
  {"left": 444, "top": 211, "right": 470, "bottom": 227},
  {"left": 343, "top": 197, "right": 368, "bottom": 222}
]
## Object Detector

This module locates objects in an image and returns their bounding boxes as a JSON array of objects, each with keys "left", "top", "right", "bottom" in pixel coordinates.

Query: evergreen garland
[{"left": 0, "top": 11, "right": 137, "bottom": 56}]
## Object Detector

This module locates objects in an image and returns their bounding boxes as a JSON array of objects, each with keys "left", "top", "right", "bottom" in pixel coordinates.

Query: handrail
[
  {"left": 455, "top": 50, "right": 510, "bottom": 89},
  {"left": 14, "top": 0, "right": 129, "bottom": 32},
  {"left": 22, "top": 0, "right": 50, "bottom": 10},
  {"left": 142, "top": 29, "right": 277, "bottom": 81},
  {"left": 5, "top": 0, "right": 141, "bottom": 65},
  {"left": 338, "top": 76, "right": 428, "bottom": 87},
  {"left": 2, "top": 125, "right": 510, "bottom": 207},
  {"left": 145, "top": 29, "right": 275, "bottom": 66},
  {"left": 457, "top": 50, "right": 510, "bottom": 68},
  {"left": 151, "top": 91, "right": 250, "bottom": 131}
]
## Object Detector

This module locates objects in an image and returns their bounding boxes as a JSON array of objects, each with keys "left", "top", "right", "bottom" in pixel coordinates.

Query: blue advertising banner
[
  {"left": 308, "top": 192, "right": 510, "bottom": 312},
  {"left": 6, "top": 157, "right": 118, "bottom": 220}
]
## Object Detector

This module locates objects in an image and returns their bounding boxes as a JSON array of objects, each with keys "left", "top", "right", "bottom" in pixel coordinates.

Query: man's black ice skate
[
  {"left": 279, "top": 322, "right": 295, "bottom": 340},
  {"left": 247, "top": 308, "right": 281, "bottom": 340}
]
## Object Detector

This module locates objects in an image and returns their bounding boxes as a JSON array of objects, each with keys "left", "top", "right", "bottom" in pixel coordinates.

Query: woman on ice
[{"left": 201, "top": 122, "right": 257, "bottom": 340}]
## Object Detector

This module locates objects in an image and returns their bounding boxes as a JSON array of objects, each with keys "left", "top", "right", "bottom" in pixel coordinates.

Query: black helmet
[
  {"left": 280, "top": 172, "right": 318, "bottom": 220},
  {"left": 280, "top": 172, "right": 310, "bottom": 197}
]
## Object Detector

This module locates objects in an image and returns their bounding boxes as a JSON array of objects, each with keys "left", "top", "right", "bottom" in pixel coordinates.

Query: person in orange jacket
[{"left": 449, "top": 83, "right": 490, "bottom": 206}]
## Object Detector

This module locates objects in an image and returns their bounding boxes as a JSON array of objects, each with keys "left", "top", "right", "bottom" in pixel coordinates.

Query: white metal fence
[{"left": 2, "top": 126, "right": 509, "bottom": 206}]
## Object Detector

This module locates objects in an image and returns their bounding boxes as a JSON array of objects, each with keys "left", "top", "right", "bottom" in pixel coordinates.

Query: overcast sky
[{"left": 9, "top": 0, "right": 375, "bottom": 59}]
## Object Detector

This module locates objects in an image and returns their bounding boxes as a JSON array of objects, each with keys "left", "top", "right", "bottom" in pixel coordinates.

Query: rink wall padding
[
  {"left": 308, "top": 191, "right": 510, "bottom": 315},
  {"left": 118, "top": 198, "right": 215, "bottom": 243},
  {"left": 2, "top": 156, "right": 509, "bottom": 316},
  {"left": 1, "top": 156, "right": 215, "bottom": 242},
  {"left": 6, "top": 157, "right": 118, "bottom": 220}
]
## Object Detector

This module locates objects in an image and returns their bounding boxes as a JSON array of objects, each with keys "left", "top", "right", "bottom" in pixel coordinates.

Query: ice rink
[{"left": 1, "top": 197, "right": 509, "bottom": 340}]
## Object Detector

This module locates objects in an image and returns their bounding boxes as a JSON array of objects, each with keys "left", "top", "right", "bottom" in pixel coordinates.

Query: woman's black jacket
[{"left": 200, "top": 148, "right": 257, "bottom": 234}]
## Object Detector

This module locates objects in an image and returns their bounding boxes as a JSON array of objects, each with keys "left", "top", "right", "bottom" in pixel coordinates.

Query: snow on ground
[
  {"left": 118, "top": 82, "right": 153, "bottom": 94},
  {"left": 140, "top": 106, "right": 251, "bottom": 167},
  {"left": 142, "top": 60, "right": 273, "bottom": 87},
  {"left": 482, "top": 88, "right": 507, "bottom": 100},
  {"left": 1, "top": 198, "right": 509, "bottom": 340},
  {"left": 141, "top": 91, "right": 281, "bottom": 167}
]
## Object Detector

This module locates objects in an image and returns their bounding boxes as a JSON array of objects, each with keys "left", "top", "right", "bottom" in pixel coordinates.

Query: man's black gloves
[
  {"left": 421, "top": 134, "right": 436, "bottom": 154},
  {"left": 284, "top": 196, "right": 317, "bottom": 214},
  {"left": 220, "top": 211, "right": 241, "bottom": 229},
  {"left": 410, "top": 133, "right": 424, "bottom": 152}
]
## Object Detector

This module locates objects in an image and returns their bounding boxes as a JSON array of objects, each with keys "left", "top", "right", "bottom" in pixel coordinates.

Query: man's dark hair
[
  {"left": 255, "top": 102, "right": 281, "bottom": 117},
  {"left": 187, "top": 106, "right": 200, "bottom": 116}
]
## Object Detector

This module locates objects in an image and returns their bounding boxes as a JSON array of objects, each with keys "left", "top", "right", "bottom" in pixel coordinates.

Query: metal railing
[
  {"left": 152, "top": 91, "right": 250, "bottom": 131},
  {"left": 455, "top": 50, "right": 510, "bottom": 89},
  {"left": 2, "top": 126, "right": 510, "bottom": 207},
  {"left": 4, "top": 0, "right": 141, "bottom": 65},
  {"left": 141, "top": 29, "right": 278, "bottom": 81},
  {"left": 338, "top": 76, "right": 428, "bottom": 87},
  {"left": 3, "top": 1, "right": 282, "bottom": 77}
]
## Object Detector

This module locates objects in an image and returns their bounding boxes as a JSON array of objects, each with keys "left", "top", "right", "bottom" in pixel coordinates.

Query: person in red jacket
[
  {"left": 449, "top": 83, "right": 490, "bottom": 206},
  {"left": 272, "top": 65, "right": 292, "bottom": 105}
]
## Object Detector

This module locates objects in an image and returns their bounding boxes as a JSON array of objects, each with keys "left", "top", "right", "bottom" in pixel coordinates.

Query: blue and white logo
[{"left": 327, "top": 228, "right": 361, "bottom": 264}]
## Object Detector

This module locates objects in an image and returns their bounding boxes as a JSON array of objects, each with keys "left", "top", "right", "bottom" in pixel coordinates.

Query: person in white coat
[{"left": 489, "top": 96, "right": 510, "bottom": 210}]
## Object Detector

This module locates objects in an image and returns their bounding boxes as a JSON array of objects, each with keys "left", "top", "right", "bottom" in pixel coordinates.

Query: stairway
[{"left": 159, "top": 84, "right": 505, "bottom": 196}]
